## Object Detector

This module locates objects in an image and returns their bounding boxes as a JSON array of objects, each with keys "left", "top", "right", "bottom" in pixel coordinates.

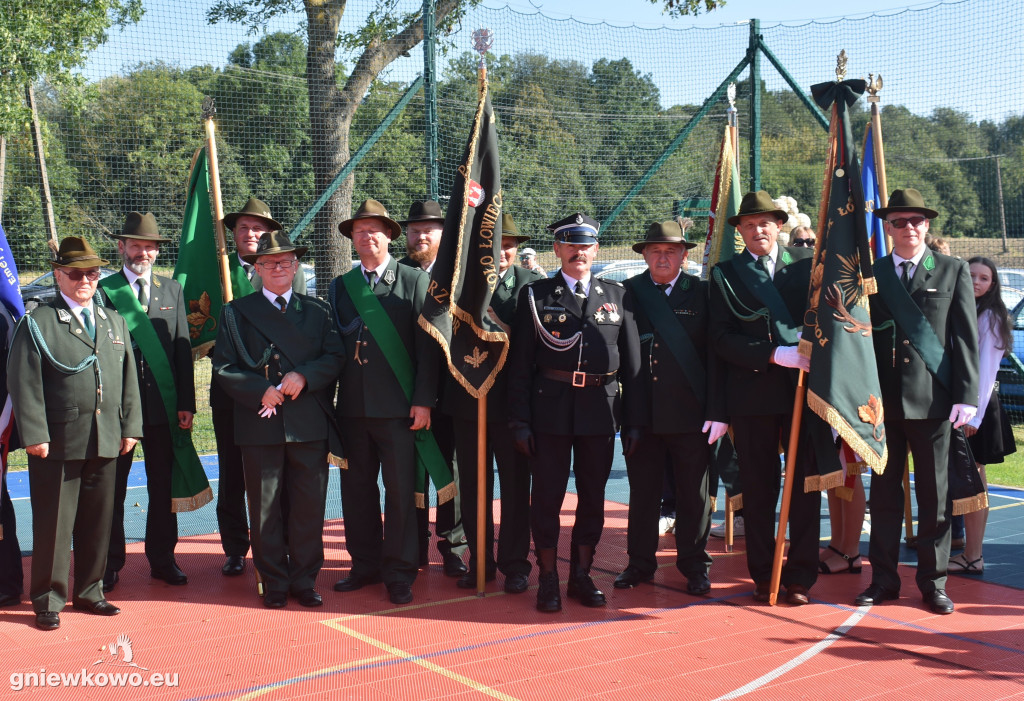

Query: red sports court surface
[{"left": 2, "top": 493, "right": 1023, "bottom": 700}]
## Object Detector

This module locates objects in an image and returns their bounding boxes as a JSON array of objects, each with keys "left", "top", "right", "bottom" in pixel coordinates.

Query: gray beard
[{"left": 125, "top": 258, "right": 152, "bottom": 276}]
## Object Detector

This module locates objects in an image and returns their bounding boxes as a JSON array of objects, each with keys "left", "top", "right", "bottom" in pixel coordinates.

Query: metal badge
[
  {"left": 594, "top": 285, "right": 604, "bottom": 296},
  {"left": 609, "top": 311, "right": 620, "bottom": 323},
  {"left": 543, "top": 314, "right": 552, "bottom": 323},
  {"left": 383, "top": 269, "right": 396, "bottom": 285},
  {"left": 594, "top": 310, "right": 606, "bottom": 322},
  {"left": 558, "top": 314, "right": 567, "bottom": 323},
  {"left": 108, "top": 329, "right": 115, "bottom": 340},
  {"left": 554, "top": 285, "right": 564, "bottom": 296},
  {"left": 575, "top": 214, "right": 583, "bottom": 224}
]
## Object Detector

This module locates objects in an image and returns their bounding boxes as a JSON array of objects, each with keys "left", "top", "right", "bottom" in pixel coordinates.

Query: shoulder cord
[
  {"left": 221, "top": 304, "right": 272, "bottom": 371},
  {"left": 528, "top": 286, "right": 582, "bottom": 353},
  {"left": 25, "top": 314, "right": 103, "bottom": 400},
  {"left": 711, "top": 266, "right": 771, "bottom": 324}
]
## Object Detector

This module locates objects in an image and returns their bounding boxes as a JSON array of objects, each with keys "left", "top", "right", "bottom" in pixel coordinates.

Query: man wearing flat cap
[
  {"left": 398, "top": 199, "right": 469, "bottom": 578},
  {"left": 213, "top": 197, "right": 306, "bottom": 578},
  {"left": 616, "top": 221, "right": 728, "bottom": 597},
  {"left": 328, "top": 199, "right": 440, "bottom": 605},
  {"left": 8, "top": 237, "right": 142, "bottom": 630},
  {"left": 441, "top": 212, "right": 545, "bottom": 593},
  {"left": 708, "top": 190, "right": 838, "bottom": 606},
  {"left": 213, "top": 230, "right": 345, "bottom": 609},
  {"left": 99, "top": 212, "right": 196, "bottom": 592},
  {"left": 854, "top": 188, "right": 978, "bottom": 615},
  {"left": 507, "top": 211, "right": 643, "bottom": 612}
]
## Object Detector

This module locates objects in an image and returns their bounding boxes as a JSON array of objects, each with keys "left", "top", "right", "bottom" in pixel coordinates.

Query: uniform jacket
[
  {"left": 100, "top": 271, "right": 196, "bottom": 426},
  {"left": 507, "top": 272, "right": 643, "bottom": 436},
  {"left": 870, "top": 251, "right": 979, "bottom": 420},
  {"left": 708, "top": 246, "right": 812, "bottom": 418},
  {"left": 212, "top": 291, "right": 345, "bottom": 445},
  {"left": 625, "top": 270, "right": 725, "bottom": 433},
  {"left": 442, "top": 265, "right": 546, "bottom": 422},
  {"left": 8, "top": 296, "right": 142, "bottom": 460},
  {"left": 328, "top": 257, "right": 439, "bottom": 418}
]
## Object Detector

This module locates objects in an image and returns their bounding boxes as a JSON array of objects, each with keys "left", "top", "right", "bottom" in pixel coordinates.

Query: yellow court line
[
  {"left": 231, "top": 654, "right": 394, "bottom": 701},
  {"left": 324, "top": 589, "right": 506, "bottom": 623},
  {"left": 322, "top": 620, "right": 521, "bottom": 701}
]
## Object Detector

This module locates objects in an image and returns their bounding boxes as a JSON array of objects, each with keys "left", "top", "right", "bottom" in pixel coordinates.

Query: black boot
[
  {"left": 535, "top": 548, "right": 561, "bottom": 613},
  {"left": 566, "top": 544, "right": 606, "bottom": 607}
]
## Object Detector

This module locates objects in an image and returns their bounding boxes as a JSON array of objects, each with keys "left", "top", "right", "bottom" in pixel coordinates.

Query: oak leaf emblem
[
  {"left": 857, "top": 394, "right": 885, "bottom": 442},
  {"left": 463, "top": 346, "right": 489, "bottom": 369},
  {"left": 187, "top": 291, "right": 216, "bottom": 339}
]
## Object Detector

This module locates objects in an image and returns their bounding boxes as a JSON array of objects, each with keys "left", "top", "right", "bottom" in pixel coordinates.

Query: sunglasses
[
  {"left": 791, "top": 239, "right": 815, "bottom": 248},
  {"left": 886, "top": 215, "right": 927, "bottom": 229},
  {"left": 60, "top": 269, "right": 101, "bottom": 281}
]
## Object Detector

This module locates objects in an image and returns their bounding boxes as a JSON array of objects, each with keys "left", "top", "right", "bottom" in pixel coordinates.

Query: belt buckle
[{"left": 572, "top": 371, "right": 586, "bottom": 387}]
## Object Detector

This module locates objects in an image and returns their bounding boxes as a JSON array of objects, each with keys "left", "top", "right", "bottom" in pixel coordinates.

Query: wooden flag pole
[
  {"left": 768, "top": 371, "right": 807, "bottom": 606},
  {"left": 476, "top": 395, "right": 487, "bottom": 595},
  {"left": 202, "top": 97, "right": 233, "bottom": 306}
]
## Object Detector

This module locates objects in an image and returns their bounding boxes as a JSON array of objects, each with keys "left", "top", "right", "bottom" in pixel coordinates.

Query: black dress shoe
[
  {"left": 686, "top": 572, "right": 711, "bottom": 596},
  {"left": 222, "top": 556, "right": 246, "bottom": 577},
  {"left": 456, "top": 570, "right": 496, "bottom": 589},
  {"left": 536, "top": 571, "right": 562, "bottom": 612},
  {"left": 924, "top": 589, "right": 954, "bottom": 615},
  {"left": 35, "top": 611, "right": 60, "bottom": 630},
  {"left": 503, "top": 573, "right": 530, "bottom": 595},
  {"left": 294, "top": 589, "right": 323, "bottom": 607},
  {"left": 0, "top": 592, "right": 21, "bottom": 607},
  {"left": 333, "top": 572, "right": 382, "bottom": 592},
  {"left": 785, "top": 584, "right": 810, "bottom": 606},
  {"left": 442, "top": 552, "right": 469, "bottom": 577},
  {"left": 854, "top": 583, "right": 899, "bottom": 607},
  {"left": 567, "top": 572, "right": 606, "bottom": 607},
  {"left": 72, "top": 600, "right": 121, "bottom": 616},
  {"left": 614, "top": 566, "right": 654, "bottom": 589},
  {"left": 263, "top": 591, "right": 288, "bottom": 608},
  {"left": 752, "top": 581, "right": 771, "bottom": 602},
  {"left": 151, "top": 563, "right": 188, "bottom": 586},
  {"left": 102, "top": 570, "right": 119, "bottom": 594},
  {"left": 386, "top": 581, "right": 414, "bottom": 605}
]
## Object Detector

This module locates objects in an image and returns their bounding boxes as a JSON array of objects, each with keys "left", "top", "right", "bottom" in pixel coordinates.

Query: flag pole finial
[
  {"left": 201, "top": 96, "right": 216, "bottom": 121},
  {"left": 866, "top": 73, "right": 884, "bottom": 103},
  {"left": 835, "top": 50, "right": 848, "bottom": 82},
  {"left": 472, "top": 28, "right": 493, "bottom": 83}
]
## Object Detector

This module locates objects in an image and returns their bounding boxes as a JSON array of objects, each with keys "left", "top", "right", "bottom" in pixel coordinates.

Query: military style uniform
[
  {"left": 9, "top": 294, "right": 142, "bottom": 615},
  {"left": 328, "top": 256, "right": 439, "bottom": 588}
]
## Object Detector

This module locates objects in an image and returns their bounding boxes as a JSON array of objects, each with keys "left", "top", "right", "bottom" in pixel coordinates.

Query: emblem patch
[
  {"left": 383, "top": 269, "right": 396, "bottom": 285},
  {"left": 467, "top": 179, "right": 485, "bottom": 207}
]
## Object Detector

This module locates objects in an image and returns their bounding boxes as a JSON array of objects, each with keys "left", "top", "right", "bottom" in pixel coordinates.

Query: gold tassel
[
  {"left": 171, "top": 486, "right": 214, "bottom": 513},
  {"left": 728, "top": 494, "right": 743, "bottom": 511},
  {"left": 709, "top": 496, "right": 717, "bottom": 513},
  {"left": 415, "top": 492, "right": 425, "bottom": 509},
  {"left": 952, "top": 491, "right": 989, "bottom": 516},
  {"left": 834, "top": 485, "right": 854, "bottom": 501}
]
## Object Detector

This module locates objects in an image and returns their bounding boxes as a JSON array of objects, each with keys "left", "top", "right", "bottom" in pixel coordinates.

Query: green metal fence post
[
  {"left": 748, "top": 18, "right": 761, "bottom": 192},
  {"left": 757, "top": 40, "right": 829, "bottom": 131},
  {"left": 423, "top": 0, "right": 439, "bottom": 201}
]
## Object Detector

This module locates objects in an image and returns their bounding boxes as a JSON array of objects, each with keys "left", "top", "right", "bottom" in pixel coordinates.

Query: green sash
[
  {"left": 228, "top": 255, "right": 256, "bottom": 298},
  {"left": 340, "top": 268, "right": 455, "bottom": 505},
  {"left": 874, "top": 257, "right": 952, "bottom": 391},
  {"left": 731, "top": 251, "right": 800, "bottom": 346},
  {"left": 99, "top": 274, "right": 212, "bottom": 512},
  {"left": 630, "top": 274, "right": 706, "bottom": 403}
]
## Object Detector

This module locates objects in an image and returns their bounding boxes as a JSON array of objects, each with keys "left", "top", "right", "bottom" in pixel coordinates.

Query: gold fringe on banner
[
  {"left": 805, "top": 469, "right": 844, "bottom": 494},
  {"left": 952, "top": 491, "right": 989, "bottom": 516},
  {"left": 806, "top": 390, "right": 887, "bottom": 474},
  {"left": 415, "top": 491, "right": 425, "bottom": 509},
  {"left": 710, "top": 496, "right": 717, "bottom": 513},
  {"left": 436, "top": 481, "right": 458, "bottom": 505},
  {"left": 171, "top": 486, "right": 214, "bottom": 514},
  {"left": 328, "top": 453, "right": 348, "bottom": 469},
  {"left": 728, "top": 493, "right": 743, "bottom": 511},
  {"left": 834, "top": 485, "right": 854, "bottom": 501}
]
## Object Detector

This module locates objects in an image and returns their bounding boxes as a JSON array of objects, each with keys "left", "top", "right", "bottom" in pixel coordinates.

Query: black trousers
[
  {"left": 339, "top": 417, "right": 419, "bottom": 585},
  {"left": 452, "top": 415, "right": 532, "bottom": 577},
  {"left": 0, "top": 471, "right": 23, "bottom": 598},
  {"left": 107, "top": 422, "right": 177, "bottom": 572},
  {"left": 28, "top": 456, "right": 116, "bottom": 612},
  {"left": 731, "top": 414, "right": 821, "bottom": 590},
  {"left": 211, "top": 377, "right": 250, "bottom": 558},
  {"left": 868, "top": 417, "right": 951, "bottom": 595},
  {"left": 416, "top": 409, "right": 466, "bottom": 560},
  {"left": 530, "top": 433, "right": 614, "bottom": 551},
  {"left": 241, "top": 441, "right": 328, "bottom": 594},
  {"left": 625, "top": 431, "right": 712, "bottom": 578}
]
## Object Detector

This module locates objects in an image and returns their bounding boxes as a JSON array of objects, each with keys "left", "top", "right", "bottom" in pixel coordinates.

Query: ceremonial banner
[
  {"left": 701, "top": 125, "right": 742, "bottom": 279},
  {"left": 418, "top": 79, "right": 508, "bottom": 397},
  {"left": 801, "top": 78, "right": 888, "bottom": 487},
  {"left": 862, "top": 123, "right": 888, "bottom": 260},
  {"left": 0, "top": 224, "right": 23, "bottom": 500}
]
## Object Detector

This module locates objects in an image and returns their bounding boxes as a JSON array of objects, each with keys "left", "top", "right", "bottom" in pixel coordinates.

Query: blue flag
[
  {"left": 0, "top": 223, "right": 25, "bottom": 319},
  {"left": 862, "top": 123, "right": 888, "bottom": 260}
]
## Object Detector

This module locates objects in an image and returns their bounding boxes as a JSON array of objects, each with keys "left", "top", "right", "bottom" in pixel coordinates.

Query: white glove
[
  {"left": 258, "top": 404, "right": 277, "bottom": 418},
  {"left": 772, "top": 345, "right": 810, "bottom": 372},
  {"left": 702, "top": 421, "right": 729, "bottom": 445},
  {"left": 949, "top": 403, "right": 978, "bottom": 429}
]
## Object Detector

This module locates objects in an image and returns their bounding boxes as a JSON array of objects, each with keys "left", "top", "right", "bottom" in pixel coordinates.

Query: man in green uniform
[{"left": 8, "top": 237, "right": 142, "bottom": 630}]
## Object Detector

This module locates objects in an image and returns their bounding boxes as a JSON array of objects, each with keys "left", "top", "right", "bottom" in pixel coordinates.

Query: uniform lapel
[
  {"left": 908, "top": 251, "right": 934, "bottom": 295},
  {"left": 555, "top": 273, "right": 583, "bottom": 317},
  {"left": 56, "top": 296, "right": 97, "bottom": 350},
  {"left": 374, "top": 259, "right": 398, "bottom": 298}
]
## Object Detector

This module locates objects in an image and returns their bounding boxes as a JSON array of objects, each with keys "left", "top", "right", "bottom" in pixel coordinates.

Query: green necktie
[
  {"left": 81, "top": 307, "right": 95, "bottom": 340},
  {"left": 901, "top": 260, "right": 913, "bottom": 288},
  {"left": 757, "top": 255, "right": 772, "bottom": 280},
  {"left": 137, "top": 277, "right": 149, "bottom": 311}
]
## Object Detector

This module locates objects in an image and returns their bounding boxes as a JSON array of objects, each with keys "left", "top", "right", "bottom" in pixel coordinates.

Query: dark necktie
[
  {"left": 757, "top": 255, "right": 771, "bottom": 279},
  {"left": 655, "top": 282, "right": 670, "bottom": 295},
  {"left": 244, "top": 263, "right": 255, "bottom": 280},
  {"left": 900, "top": 260, "right": 913, "bottom": 288},
  {"left": 137, "top": 277, "right": 148, "bottom": 311},
  {"left": 81, "top": 307, "right": 95, "bottom": 340},
  {"left": 365, "top": 270, "right": 376, "bottom": 288},
  {"left": 275, "top": 295, "right": 287, "bottom": 313},
  {"left": 574, "top": 280, "right": 586, "bottom": 303}
]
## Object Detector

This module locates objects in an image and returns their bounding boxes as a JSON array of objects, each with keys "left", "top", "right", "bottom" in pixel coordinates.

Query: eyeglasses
[
  {"left": 60, "top": 269, "right": 101, "bottom": 281},
  {"left": 886, "top": 216, "right": 927, "bottom": 229},
  {"left": 791, "top": 239, "right": 815, "bottom": 248},
  {"left": 256, "top": 260, "right": 297, "bottom": 270}
]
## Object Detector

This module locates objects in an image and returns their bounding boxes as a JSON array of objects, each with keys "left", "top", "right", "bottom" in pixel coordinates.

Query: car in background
[
  {"left": 999, "top": 268, "right": 1024, "bottom": 293},
  {"left": 996, "top": 296, "right": 1024, "bottom": 417},
  {"left": 20, "top": 268, "right": 120, "bottom": 312},
  {"left": 301, "top": 262, "right": 316, "bottom": 297},
  {"left": 547, "top": 258, "right": 702, "bottom": 283}
]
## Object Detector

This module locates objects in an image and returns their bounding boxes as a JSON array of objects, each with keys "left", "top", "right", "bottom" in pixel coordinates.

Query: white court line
[{"left": 713, "top": 607, "right": 868, "bottom": 700}]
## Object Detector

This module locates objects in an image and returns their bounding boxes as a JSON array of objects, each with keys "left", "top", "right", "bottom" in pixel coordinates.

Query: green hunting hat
[
  {"left": 399, "top": 199, "right": 445, "bottom": 225},
  {"left": 337, "top": 199, "right": 402, "bottom": 240},
  {"left": 727, "top": 190, "right": 788, "bottom": 227},
  {"left": 501, "top": 213, "right": 530, "bottom": 243},
  {"left": 632, "top": 220, "right": 696, "bottom": 254},
  {"left": 241, "top": 230, "right": 307, "bottom": 265},
  {"left": 873, "top": 188, "right": 938, "bottom": 220},
  {"left": 223, "top": 197, "right": 283, "bottom": 231},
  {"left": 51, "top": 236, "right": 109, "bottom": 269},
  {"left": 117, "top": 211, "right": 171, "bottom": 242}
]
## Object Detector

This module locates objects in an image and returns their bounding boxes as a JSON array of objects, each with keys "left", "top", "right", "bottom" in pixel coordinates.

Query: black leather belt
[{"left": 540, "top": 367, "right": 616, "bottom": 388}]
